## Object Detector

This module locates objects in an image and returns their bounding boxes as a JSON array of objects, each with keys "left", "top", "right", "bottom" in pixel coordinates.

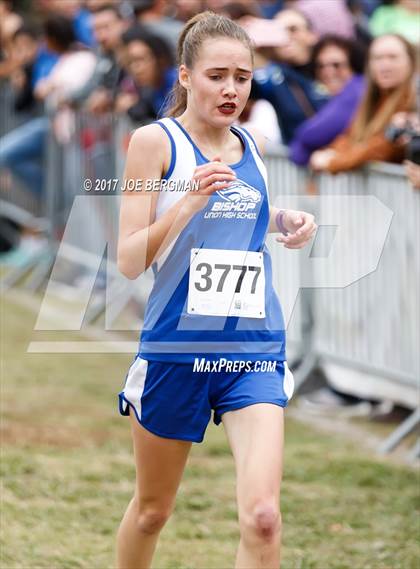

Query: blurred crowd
[{"left": 0, "top": 0, "right": 419, "bottom": 198}]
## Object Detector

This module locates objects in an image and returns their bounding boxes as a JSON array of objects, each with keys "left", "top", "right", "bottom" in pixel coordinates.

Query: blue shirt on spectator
[
  {"left": 259, "top": 0, "right": 284, "bottom": 19},
  {"left": 252, "top": 62, "right": 329, "bottom": 145},
  {"left": 73, "top": 8, "right": 96, "bottom": 47},
  {"left": 32, "top": 46, "right": 59, "bottom": 88}
]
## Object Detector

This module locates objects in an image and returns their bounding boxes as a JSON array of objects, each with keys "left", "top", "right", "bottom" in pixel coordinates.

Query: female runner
[{"left": 116, "top": 11, "right": 317, "bottom": 569}]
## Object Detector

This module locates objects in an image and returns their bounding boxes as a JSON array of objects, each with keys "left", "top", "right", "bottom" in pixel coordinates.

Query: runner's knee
[
  {"left": 239, "top": 501, "right": 281, "bottom": 544},
  {"left": 135, "top": 505, "right": 172, "bottom": 535}
]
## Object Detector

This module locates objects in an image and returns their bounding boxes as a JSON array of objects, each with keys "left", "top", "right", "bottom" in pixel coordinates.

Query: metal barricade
[
  {"left": 314, "top": 165, "right": 419, "bottom": 392},
  {"left": 0, "top": 81, "right": 30, "bottom": 137},
  {"left": 316, "top": 165, "right": 419, "bottom": 459}
]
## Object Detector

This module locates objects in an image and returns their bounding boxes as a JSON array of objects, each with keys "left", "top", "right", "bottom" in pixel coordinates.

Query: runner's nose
[{"left": 222, "top": 78, "right": 237, "bottom": 99}]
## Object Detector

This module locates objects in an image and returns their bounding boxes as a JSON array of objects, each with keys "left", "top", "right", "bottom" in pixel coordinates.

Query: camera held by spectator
[
  {"left": 386, "top": 111, "right": 420, "bottom": 189},
  {"left": 385, "top": 111, "right": 420, "bottom": 166}
]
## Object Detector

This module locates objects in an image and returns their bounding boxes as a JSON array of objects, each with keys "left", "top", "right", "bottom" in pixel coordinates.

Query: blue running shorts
[{"left": 118, "top": 357, "right": 295, "bottom": 443}]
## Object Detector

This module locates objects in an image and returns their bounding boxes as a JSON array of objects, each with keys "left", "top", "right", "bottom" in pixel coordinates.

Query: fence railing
[
  {"left": 1, "top": 111, "right": 418, "bottom": 459},
  {"left": 266, "top": 148, "right": 419, "bottom": 391}
]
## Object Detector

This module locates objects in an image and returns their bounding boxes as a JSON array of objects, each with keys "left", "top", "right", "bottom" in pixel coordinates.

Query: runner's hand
[
  {"left": 276, "top": 209, "right": 317, "bottom": 249},
  {"left": 183, "top": 156, "right": 236, "bottom": 214}
]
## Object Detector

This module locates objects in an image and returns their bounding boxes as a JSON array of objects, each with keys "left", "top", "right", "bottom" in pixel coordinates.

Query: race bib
[{"left": 187, "top": 248, "right": 265, "bottom": 318}]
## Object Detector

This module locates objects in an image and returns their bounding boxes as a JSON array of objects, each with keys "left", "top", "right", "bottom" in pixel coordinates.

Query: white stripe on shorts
[
  {"left": 283, "top": 362, "right": 295, "bottom": 401},
  {"left": 123, "top": 357, "right": 148, "bottom": 420}
]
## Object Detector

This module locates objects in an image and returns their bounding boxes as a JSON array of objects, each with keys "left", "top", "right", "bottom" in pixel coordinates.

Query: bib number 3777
[{"left": 187, "top": 248, "right": 265, "bottom": 318}]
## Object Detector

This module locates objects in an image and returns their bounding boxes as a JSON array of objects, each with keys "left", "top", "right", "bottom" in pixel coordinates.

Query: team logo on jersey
[
  {"left": 217, "top": 181, "right": 261, "bottom": 204},
  {"left": 204, "top": 179, "right": 262, "bottom": 220}
]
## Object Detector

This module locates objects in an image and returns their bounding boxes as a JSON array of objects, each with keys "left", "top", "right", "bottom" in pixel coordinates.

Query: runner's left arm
[{"left": 245, "top": 126, "right": 318, "bottom": 248}]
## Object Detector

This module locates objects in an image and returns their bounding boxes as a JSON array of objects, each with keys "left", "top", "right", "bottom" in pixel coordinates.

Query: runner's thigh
[
  {"left": 222, "top": 403, "right": 284, "bottom": 509},
  {"left": 129, "top": 412, "right": 192, "bottom": 508}
]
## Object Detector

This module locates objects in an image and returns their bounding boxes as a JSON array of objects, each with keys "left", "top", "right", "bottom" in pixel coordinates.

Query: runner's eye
[
  {"left": 237, "top": 76, "right": 249, "bottom": 83},
  {"left": 209, "top": 75, "right": 222, "bottom": 80}
]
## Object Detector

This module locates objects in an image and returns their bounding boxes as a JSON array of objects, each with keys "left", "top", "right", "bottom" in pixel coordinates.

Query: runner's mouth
[{"left": 217, "top": 103, "right": 237, "bottom": 114}]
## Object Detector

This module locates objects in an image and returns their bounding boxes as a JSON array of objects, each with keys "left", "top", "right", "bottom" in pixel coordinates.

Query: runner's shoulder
[{"left": 128, "top": 122, "right": 171, "bottom": 176}]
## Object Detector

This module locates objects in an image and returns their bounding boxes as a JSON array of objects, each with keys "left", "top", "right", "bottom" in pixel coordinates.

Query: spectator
[
  {"left": 0, "top": 15, "right": 96, "bottom": 197},
  {"left": 33, "top": 0, "right": 99, "bottom": 86},
  {"left": 116, "top": 25, "right": 176, "bottom": 123},
  {"left": 204, "top": 0, "right": 231, "bottom": 12},
  {"left": 86, "top": 0, "right": 134, "bottom": 19},
  {"left": 220, "top": 1, "right": 262, "bottom": 20},
  {"left": 9, "top": 24, "right": 43, "bottom": 116},
  {"left": 234, "top": 9, "right": 328, "bottom": 144},
  {"left": 133, "top": 0, "right": 183, "bottom": 55},
  {"left": 69, "top": 4, "right": 129, "bottom": 113},
  {"left": 173, "top": 0, "right": 207, "bottom": 22},
  {"left": 0, "top": 0, "right": 22, "bottom": 48},
  {"left": 236, "top": 81, "right": 281, "bottom": 144},
  {"left": 0, "top": 0, "right": 23, "bottom": 78},
  {"left": 86, "top": 0, "right": 124, "bottom": 9},
  {"left": 33, "top": 0, "right": 95, "bottom": 87},
  {"left": 35, "top": 16, "right": 96, "bottom": 108},
  {"left": 310, "top": 34, "right": 416, "bottom": 173},
  {"left": 206, "top": 0, "right": 261, "bottom": 13},
  {"left": 313, "top": 36, "right": 365, "bottom": 96},
  {"left": 370, "top": 0, "right": 420, "bottom": 45},
  {"left": 258, "top": 0, "right": 284, "bottom": 19},
  {"left": 273, "top": 8, "right": 318, "bottom": 78},
  {"left": 357, "top": 0, "right": 382, "bottom": 17},
  {"left": 39, "top": 0, "right": 96, "bottom": 47},
  {"left": 291, "top": 0, "right": 355, "bottom": 39},
  {"left": 251, "top": 48, "right": 329, "bottom": 144},
  {"left": 73, "top": 3, "right": 96, "bottom": 47},
  {"left": 290, "top": 35, "right": 366, "bottom": 165},
  {"left": 347, "top": 0, "right": 373, "bottom": 49}
]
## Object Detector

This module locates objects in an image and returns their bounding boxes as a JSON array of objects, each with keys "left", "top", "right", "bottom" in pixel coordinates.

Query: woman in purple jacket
[{"left": 290, "top": 35, "right": 366, "bottom": 166}]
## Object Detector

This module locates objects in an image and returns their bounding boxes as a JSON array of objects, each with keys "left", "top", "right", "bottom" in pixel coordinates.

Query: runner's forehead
[{"left": 196, "top": 38, "right": 252, "bottom": 66}]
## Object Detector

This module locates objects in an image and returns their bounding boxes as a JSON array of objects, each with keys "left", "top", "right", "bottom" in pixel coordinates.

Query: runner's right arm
[{"left": 117, "top": 124, "right": 237, "bottom": 279}]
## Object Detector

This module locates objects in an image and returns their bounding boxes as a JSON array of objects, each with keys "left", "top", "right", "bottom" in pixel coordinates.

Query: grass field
[{"left": 1, "top": 295, "right": 419, "bottom": 569}]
